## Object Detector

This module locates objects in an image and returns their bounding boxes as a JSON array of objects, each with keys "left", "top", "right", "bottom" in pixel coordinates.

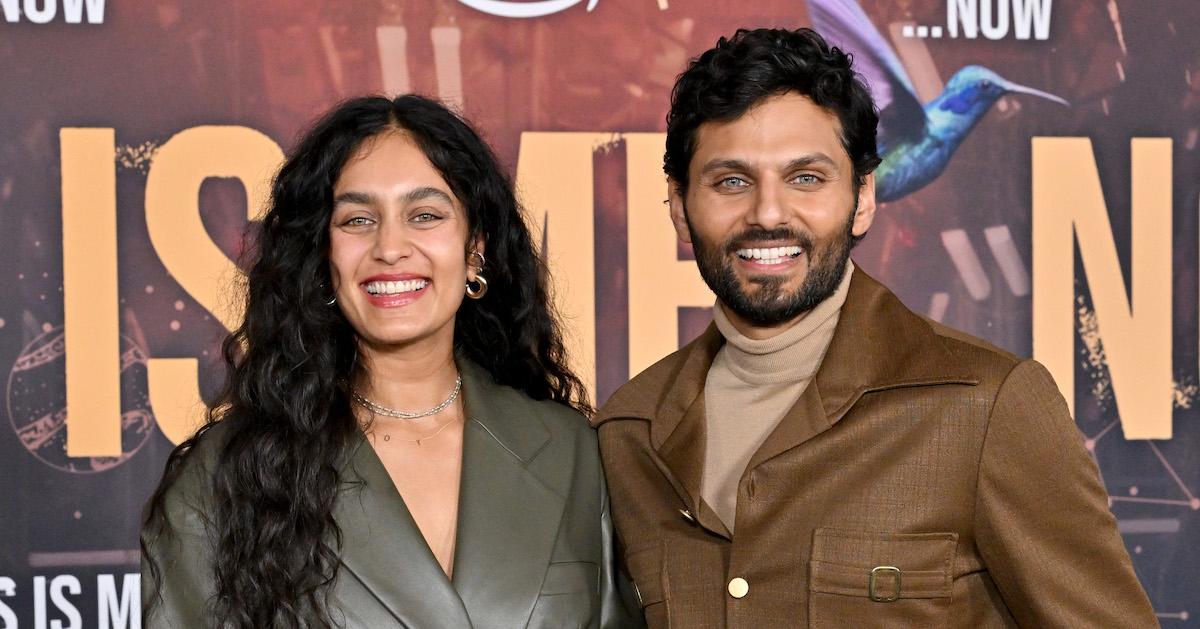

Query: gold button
[
  {"left": 678, "top": 508, "right": 695, "bottom": 522},
  {"left": 727, "top": 577, "right": 749, "bottom": 598}
]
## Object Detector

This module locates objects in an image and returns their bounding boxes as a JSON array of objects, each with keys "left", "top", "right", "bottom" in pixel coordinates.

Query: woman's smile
[{"left": 328, "top": 132, "right": 476, "bottom": 349}]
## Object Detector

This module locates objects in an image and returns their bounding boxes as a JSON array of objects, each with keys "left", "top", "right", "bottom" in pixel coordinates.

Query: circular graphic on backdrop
[{"left": 7, "top": 326, "right": 154, "bottom": 473}]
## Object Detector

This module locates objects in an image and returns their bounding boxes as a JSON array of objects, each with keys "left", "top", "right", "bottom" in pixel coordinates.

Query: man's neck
[
  {"left": 719, "top": 303, "right": 811, "bottom": 341},
  {"left": 717, "top": 260, "right": 857, "bottom": 342}
]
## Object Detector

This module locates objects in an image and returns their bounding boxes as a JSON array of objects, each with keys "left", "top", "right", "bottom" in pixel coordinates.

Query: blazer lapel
[
  {"left": 648, "top": 327, "right": 732, "bottom": 537},
  {"left": 745, "top": 266, "right": 981, "bottom": 472},
  {"left": 814, "top": 267, "right": 980, "bottom": 421},
  {"left": 335, "top": 436, "right": 473, "bottom": 628},
  {"left": 451, "top": 360, "right": 566, "bottom": 629},
  {"left": 744, "top": 376, "right": 829, "bottom": 472},
  {"left": 658, "top": 390, "right": 731, "bottom": 538},
  {"left": 595, "top": 325, "right": 732, "bottom": 538}
]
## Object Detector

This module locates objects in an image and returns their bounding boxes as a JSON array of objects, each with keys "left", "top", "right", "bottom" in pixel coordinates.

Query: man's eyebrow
[
  {"left": 697, "top": 154, "right": 839, "bottom": 176},
  {"left": 697, "top": 158, "right": 752, "bottom": 175},
  {"left": 783, "top": 154, "right": 838, "bottom": 171},
  {"left": 333, "top": 186, "right": 454, "bottom": 206}
]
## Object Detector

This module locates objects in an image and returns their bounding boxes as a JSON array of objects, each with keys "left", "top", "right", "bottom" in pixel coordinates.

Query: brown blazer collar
[{"left": 593, "top": 265, "right": 980, "bottom": 445}]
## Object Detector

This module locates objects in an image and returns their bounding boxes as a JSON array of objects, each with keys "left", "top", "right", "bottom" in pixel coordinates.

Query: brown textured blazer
[{"left": 593, "top": 267, "right": 1157, "bottom": 628}]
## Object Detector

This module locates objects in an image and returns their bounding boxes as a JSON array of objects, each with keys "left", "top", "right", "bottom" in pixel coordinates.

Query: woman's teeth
[{"left": 364, "top": 279, "right": 428, "bottom": 295}]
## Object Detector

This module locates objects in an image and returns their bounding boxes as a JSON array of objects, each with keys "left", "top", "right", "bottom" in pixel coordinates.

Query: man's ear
[
  {"left": 851, "top": 172, "right": 878, "bottom": 237},
  {"left": 667, "top": 179, "right": 692, "bottom": 244}
]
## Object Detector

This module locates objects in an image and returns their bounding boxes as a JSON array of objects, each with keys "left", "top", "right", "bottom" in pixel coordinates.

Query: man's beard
[{"left": 687, "top": 210, "right": 855, "bottom": 328}]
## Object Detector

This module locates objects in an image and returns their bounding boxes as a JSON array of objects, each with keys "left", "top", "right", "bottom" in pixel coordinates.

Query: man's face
[{"left": 669, "top": 92, "right": 876, "bottom": 333}]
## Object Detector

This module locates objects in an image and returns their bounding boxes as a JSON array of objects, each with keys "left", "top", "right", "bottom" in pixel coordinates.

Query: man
[{"left": 593, "top": 28, "right": 1157, "bottom": 627}]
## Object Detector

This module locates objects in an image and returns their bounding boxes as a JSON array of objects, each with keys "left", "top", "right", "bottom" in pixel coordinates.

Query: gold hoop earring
[
  {"left": 466, "top": 250, "right": 488, "bottom": 299},
  {"left": 466, "top": 274, "right": 488, "bottom": 299}
]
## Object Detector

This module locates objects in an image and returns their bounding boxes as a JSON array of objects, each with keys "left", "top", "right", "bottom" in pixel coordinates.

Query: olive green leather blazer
[{"left": 143, "top": 359, "right": 641, "bottom": 628}]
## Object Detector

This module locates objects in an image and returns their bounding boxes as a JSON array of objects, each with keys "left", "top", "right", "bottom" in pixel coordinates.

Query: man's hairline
[{"left": 672, "top": 89, "right": 861, "bottom": 196}]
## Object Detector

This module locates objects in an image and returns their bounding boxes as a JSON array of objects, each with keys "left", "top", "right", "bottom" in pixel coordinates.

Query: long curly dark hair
[{"left": 142, "top": 94, "right": 590, "bottom": 627}]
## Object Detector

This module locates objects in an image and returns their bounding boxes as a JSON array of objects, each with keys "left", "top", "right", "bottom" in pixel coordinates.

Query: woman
[{"left": 142, "top": 95, "right": 638, "bottom": 628}]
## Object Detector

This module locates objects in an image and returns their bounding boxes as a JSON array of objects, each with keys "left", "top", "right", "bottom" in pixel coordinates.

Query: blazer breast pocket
[
  {"left": 808, "top": 528, "right": 957, "bottom": 629},
  {"left": 527, "top": 561, "right": 598, "bottom": 629}
]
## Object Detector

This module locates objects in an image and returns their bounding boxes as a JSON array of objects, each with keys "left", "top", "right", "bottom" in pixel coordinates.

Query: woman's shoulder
[
  {"left": 176, "top": 420, "right": 233, "bottom": 475},
  {"left": 462, "top": 359, "right": 591, "bottom": 432},
  {"left": 486, "top": 381, "right": 592, "bottom": 439},
  {"left": 530, "top": 395, "right": 591, "bottom": 430},
  {"left": 150, "top": 420, "right": 233, "bottom": 519}
]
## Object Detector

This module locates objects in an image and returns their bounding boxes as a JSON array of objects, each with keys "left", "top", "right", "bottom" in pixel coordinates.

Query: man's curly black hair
[{"left": 664, "top": 27, "right": 882, "bottom": 196}]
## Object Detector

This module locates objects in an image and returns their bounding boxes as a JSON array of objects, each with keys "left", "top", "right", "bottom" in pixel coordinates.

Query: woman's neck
[{"left": 356, "top": 333, "right": 460, "bottom": 411}]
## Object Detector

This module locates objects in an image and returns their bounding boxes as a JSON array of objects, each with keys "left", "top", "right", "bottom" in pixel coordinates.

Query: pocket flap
[
  {"left": 809, "top": 528, "right": 956, "bottom": 599},
  {"left": 540, "top": 561, "right": 598, "bottom": 596},
  {"left": 624, "top": 541, "right": 666, "bottom": 606}
]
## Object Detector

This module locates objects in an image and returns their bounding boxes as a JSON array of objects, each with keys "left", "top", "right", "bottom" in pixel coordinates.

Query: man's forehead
[{"left": 690, "top": 92, "right": 848, "bottom": 170}]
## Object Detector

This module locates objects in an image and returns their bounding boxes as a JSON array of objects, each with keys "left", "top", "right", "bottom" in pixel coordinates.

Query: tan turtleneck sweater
[{"left": 702, "top": 261, "right": 854, "bottom": 532}]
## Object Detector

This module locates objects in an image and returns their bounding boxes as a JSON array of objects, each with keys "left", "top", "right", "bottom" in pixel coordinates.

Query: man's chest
[{"left": 602, "top": 386, "right": 997, "bottom": 627}]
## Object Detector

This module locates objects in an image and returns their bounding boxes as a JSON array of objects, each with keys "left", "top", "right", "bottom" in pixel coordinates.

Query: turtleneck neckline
[{"left": 712, "top": 261, "right": 854, "bottom": 385}]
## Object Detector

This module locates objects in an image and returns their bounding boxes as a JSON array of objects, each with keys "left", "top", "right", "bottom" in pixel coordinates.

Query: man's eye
[
  {"left": 343, "top": 216, "right": 373, "bottom": 226},
  {"left": 412, "top": 211, "right": 442, "bottom": 223},
  {"left": 793, "top": 174, "right": 822, "bottom": 185},
  {"left": 718, "top": 176, "right": 748, "bottom": 188}
]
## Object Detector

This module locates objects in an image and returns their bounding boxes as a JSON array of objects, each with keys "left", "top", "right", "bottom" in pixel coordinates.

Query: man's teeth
[
  {"left": 736, "top": 246, "right": 803, "bottom": 264},
  {"left": 364, "top": 279, "right": 428, "bottom": 295}
]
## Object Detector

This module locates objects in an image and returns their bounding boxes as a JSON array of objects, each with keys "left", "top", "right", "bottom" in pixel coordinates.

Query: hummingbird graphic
[{"left": 808, "top": 0, "right": 1068, "bottom": 201}]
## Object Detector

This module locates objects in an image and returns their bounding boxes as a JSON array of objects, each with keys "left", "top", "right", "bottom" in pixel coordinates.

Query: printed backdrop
[{"left": 1, "top": 0, "right": 1197, "bottom": 625}]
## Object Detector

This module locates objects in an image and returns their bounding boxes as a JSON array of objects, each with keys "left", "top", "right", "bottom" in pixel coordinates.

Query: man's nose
[{"left": 748, "top": 178, "right": 789, "bottom": 229}]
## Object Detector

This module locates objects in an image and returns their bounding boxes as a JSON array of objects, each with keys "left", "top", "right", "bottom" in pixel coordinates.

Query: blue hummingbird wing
[{"left": 807, "top": 0, "right": 928, "bottom": 153}]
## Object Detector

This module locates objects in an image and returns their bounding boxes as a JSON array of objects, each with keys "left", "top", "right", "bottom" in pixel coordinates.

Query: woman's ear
[{"left": 467, "top": 235, "right": 486, "bottom": 280}]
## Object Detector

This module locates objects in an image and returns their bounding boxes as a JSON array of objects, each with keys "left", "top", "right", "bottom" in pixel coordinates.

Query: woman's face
[{"left": 328, "top": 131, "right": 477, "bottom": 351}]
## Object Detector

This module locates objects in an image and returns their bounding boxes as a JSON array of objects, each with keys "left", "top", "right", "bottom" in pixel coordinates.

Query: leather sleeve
[
  {"left": 598, "top": 472, "right": 647, "bottom": 629},
  {"left": 141, "top": 449, "right": 219, "bottom": 628}
]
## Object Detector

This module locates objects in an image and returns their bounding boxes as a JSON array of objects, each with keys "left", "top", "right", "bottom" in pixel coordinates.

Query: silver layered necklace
[{"left": 352, "top": 375, "right": 462, "bottom": 419}]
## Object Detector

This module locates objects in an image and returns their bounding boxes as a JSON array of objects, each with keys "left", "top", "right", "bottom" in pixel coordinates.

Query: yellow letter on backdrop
[
  {"left": 516, "top": 132, "right": 609, "bottom": 396},
  {"left": 623, "top": 133, "right": 713, "bottom": 378},
  {"left": 61, "top": 128, "right": 121, "bottom": 456},
  {"left": 144, "top": 126, "right": 283, "bottom": 444},
  {"left": 1032, "top": 137, "right": 1173, "bottom": 439}
]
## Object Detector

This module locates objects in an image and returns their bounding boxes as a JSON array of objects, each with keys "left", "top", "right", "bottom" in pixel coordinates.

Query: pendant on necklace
[{"left": 380, "top": 434, "right": 425, "bottom": 446}]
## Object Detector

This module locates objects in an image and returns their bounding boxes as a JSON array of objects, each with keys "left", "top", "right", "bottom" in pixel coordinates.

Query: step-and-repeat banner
[{"left": 1, "top": 0, "right": 1196, "bottom": 625}]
